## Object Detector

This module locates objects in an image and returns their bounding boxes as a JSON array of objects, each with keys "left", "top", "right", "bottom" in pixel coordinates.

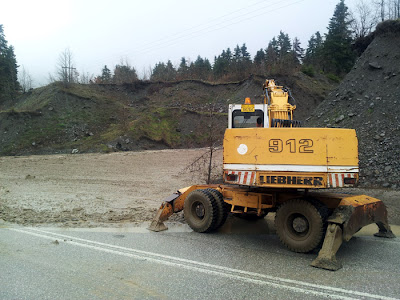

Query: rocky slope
[{"left": 307, "top": 20, "right": 400, "bottom": 189}]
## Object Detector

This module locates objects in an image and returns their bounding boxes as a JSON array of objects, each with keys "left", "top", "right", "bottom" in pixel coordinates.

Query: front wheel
[
  {"left": 184, "top": 189, "right": 218, "bottom": 233},
  {"left": 275, "top": 199, "right": 325, "bottom": 253}
]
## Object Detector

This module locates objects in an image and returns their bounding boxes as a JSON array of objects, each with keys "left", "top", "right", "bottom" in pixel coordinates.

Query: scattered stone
[
  {"left": 368, "top": 62, "right": 382, "bottom": 69},
  {"left": 71, "top": 149, "right": 79, "bottom": 154},
  {"left": 335, "top": 115, "right": 345, "bottom": 123}
]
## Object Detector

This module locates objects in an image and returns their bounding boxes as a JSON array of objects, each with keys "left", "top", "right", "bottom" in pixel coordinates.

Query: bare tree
[
  {"left": 19, "top": 66, "right": 33, "bottom": 92},
  {"left": 184, "top": 103, "right": 224, "bottom": 184},
  {"left": 376, "top": 0, "right": 386, "bottom": 21},
  {"left": 350, "top": 0, "right": 378, "bottom": 38},
  {"left": 57, "top": 48, "right": 77, "bottom": 86},
  {"left": 374, "top": 0, "right": 400, "bottom": 20},
  {"left": 79, "top": 70, "right": 94, "bottom": 84},
  {"left": 389, "top": 0, "right": 400, "bottom": 18}
]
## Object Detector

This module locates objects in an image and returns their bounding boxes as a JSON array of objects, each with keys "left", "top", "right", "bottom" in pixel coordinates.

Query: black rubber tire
[
  {"left": 206, "top": 188, "right": 229, "bottom": 230},
  {"left": 275, "top": 199, "right": 325, "bottom": 253},
  {"left": 184, "top": 189, "right": 219, "bottom": 233}
]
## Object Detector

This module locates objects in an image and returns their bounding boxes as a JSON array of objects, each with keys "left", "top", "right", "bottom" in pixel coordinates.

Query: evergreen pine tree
[
  {"left": 151, "top": 62, "right": 167, "bottom": 81},
  {"left": 101, "top": 65, "right": 112, "bottom": 83},
  {"left": 265, "top": 40, "right": 278, "bottom": 71},
  {"left": 254, "top": 49, "right": 266, "bottom": 65},
  {"left": 292, "top": 37, "right": 304, "bottom": 65},
  {"left": 0, "top": 25, "right": 19, "bottom": 102},
  {"left": 322, "top": 0, "right": 355, "bottom": 75},
  {"left": 304, "top": 31, "right": 324, "bottom": 69},
  {"left": 165, "top": 60, "right": 176, "bottom": 81},
  {"left": 277, "top": 31, "right": 292, "bottom": 59},
  {"left": 178, "top": 57, "right": 189, "bottom": 79}
]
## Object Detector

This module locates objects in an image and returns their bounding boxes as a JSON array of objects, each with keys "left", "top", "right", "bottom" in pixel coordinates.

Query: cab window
[{"left": 232, "top": 110, "right": 264, "bottom": 128}]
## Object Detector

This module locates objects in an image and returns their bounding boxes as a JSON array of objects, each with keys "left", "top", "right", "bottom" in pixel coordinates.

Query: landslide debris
[{"left": 307, "top": 20, "right": 400, "bottom": 189}]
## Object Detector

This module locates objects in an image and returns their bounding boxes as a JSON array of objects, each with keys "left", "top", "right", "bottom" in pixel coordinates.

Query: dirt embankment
[
  {"left": 0, "top": 150, "right": 399, "bottom": 228},
  {"left": 0, "top": 74, "right": 335, "bottom": 156}
]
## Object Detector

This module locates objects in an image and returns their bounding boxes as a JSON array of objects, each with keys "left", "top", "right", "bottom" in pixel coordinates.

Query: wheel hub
[
  {"left": 194, "top": 203, "right": 205, "bottom": 219},
  {"left": 292, "top": 216, "right": 309, "bottom": 234}
]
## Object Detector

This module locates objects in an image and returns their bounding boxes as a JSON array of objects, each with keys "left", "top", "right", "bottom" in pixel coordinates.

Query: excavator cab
[{"left": 228, "top": 101, "right": 267, "bottom": 129}]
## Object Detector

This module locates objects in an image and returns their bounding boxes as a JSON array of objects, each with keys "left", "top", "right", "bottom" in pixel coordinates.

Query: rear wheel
[
  {"left": 206, "top": 188, "right": 229, "bottom": 230},
  {"left": 275, "top": 199, "right": 325, "bottom": 253},
  {"left": 184, "top": 189, "right": 218, "bottom": 233}
]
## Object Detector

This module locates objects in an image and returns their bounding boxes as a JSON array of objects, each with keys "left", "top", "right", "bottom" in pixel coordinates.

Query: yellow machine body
[{"left": 223, "top": 128, "right": 359, "bottom": 189}]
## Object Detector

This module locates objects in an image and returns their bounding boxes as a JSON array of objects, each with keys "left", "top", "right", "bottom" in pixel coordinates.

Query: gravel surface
[
  {"left": 0, "top": 149, "right": 221, "bottom": 227},
  {"left": 0, "top": 149, "right": 399, "bottom": 227}
]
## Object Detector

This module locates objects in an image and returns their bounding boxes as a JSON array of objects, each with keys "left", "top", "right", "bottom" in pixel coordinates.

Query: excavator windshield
[
  {"left": 228, "top": 104, "right": 268, "bottom": 129},
  {"left": 232, "top": 110, "right": 264, "bottom": 128}
]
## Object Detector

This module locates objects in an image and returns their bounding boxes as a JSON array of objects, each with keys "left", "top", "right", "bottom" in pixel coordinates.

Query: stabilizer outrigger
[{"left": 149, "top": 185, "right": 395, "bottom": 271}]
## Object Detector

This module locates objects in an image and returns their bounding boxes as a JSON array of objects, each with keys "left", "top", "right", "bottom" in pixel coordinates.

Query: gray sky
[{"left": 1, "top": 0, "right": 353, "bottom": 86}]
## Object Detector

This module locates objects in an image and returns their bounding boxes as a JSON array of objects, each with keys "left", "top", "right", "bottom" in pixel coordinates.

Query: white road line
[{"left": 9, "top": 227, "right": 399, "bottom": 300}]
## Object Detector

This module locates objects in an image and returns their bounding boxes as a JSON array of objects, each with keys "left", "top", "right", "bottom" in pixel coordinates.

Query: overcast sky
[{"left": 1, "top": 0, "right": 358, "bottom": 86}]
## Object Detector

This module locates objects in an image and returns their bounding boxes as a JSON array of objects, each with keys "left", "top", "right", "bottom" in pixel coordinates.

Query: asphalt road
[{"left": 1, "top": 217, "right": 399, "bottom": 300}]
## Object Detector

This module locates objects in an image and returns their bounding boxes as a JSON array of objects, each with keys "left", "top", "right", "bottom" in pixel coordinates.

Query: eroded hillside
[{"left": 0, "top": 73, "right": 335, "bottom": 156}]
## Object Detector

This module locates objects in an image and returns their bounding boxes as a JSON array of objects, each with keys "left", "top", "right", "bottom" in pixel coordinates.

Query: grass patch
[{"left": 129, "top": 107, "right": 181, "bottom": 147}]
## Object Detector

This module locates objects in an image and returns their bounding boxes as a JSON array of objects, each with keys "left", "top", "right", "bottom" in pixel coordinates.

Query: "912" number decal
[{"left": 269, "top": 139, "right": 314, "bottom": 153}]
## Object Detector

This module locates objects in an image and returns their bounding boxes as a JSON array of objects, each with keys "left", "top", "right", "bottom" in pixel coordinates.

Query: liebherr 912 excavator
[{"left": 148, "top": 79, "right": 395, "bottom": 270}]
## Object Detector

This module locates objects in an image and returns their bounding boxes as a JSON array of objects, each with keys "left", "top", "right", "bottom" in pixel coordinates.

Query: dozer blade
[
  {"left": 311, "top": 195, "right": 396, "bottom": 271},
  {"left": 148, "top": 193, "right": 180, "bottom": 232},
  {"left": 147, "top": 185, "right": 210, "bottom": 232}
]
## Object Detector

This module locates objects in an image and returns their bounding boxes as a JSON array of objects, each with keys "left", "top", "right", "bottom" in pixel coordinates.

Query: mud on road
[{"left": 0, "top": 149, "right": 399, "bottom": 227}]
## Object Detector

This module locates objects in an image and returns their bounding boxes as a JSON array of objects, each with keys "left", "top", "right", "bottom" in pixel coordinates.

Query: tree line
[{"left": 96, "top": 0, "right": 394, "bottom": 84}]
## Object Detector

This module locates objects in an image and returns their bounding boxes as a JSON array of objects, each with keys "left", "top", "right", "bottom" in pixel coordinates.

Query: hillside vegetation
[{"left": 0, "top": 73, "right": 335, "bottom": 156}]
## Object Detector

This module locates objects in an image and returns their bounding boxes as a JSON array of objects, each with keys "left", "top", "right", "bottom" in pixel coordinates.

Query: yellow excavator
[{"left": 148, "top": 79, "right": 395, "bottom": 271}]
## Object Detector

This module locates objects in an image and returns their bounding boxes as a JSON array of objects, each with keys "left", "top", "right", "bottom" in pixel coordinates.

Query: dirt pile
[
  {"left": 0, "top": 74, "right": 335, "bottom": 156},
  {"left": 307, "top": 20, "right": 400, "bottom": 189}
]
